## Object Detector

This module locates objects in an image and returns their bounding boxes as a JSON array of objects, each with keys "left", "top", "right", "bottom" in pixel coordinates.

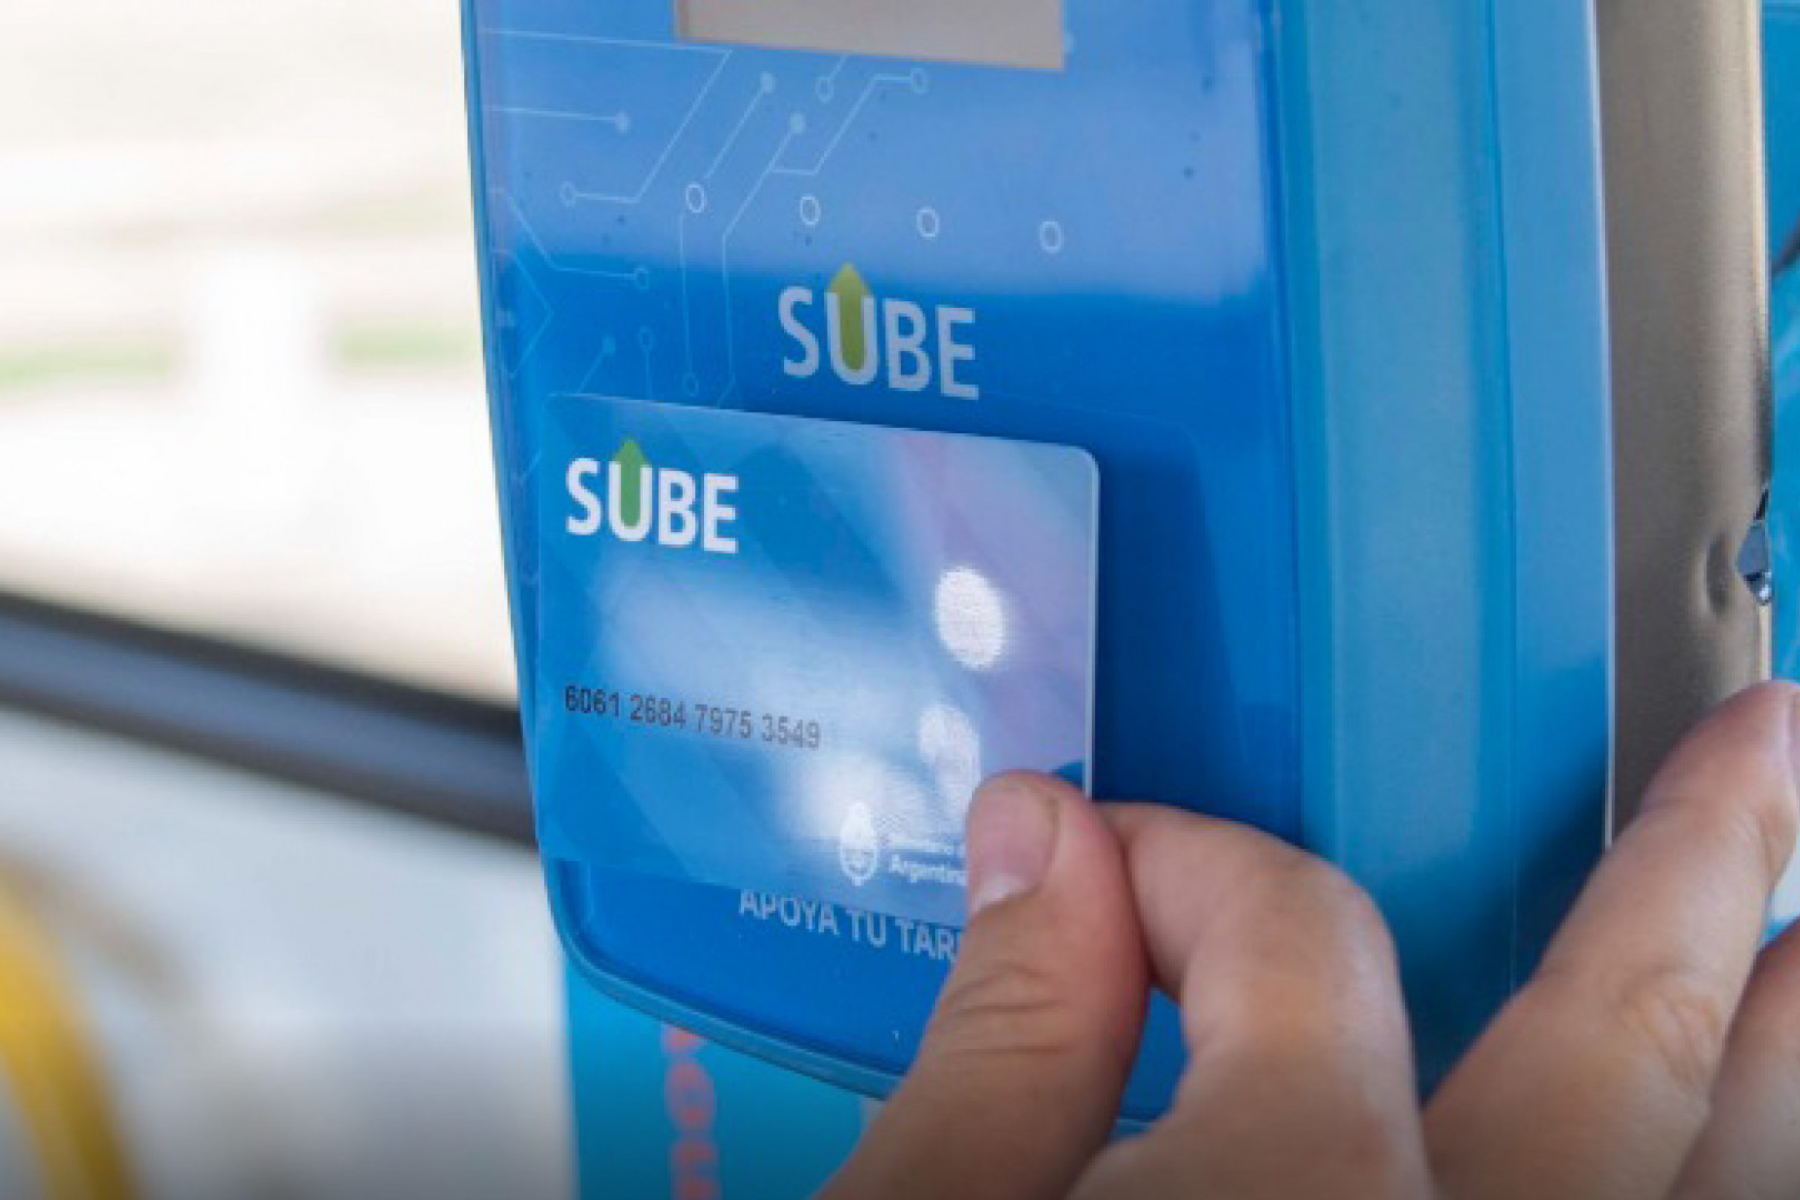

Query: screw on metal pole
[{"left": 1739, "top": 487, "right": 1774, "bottom": 607}]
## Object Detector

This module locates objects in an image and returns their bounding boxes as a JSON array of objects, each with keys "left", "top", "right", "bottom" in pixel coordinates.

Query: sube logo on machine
[
  {"left": 563, "top": 264, "right": 979, "bottom": 553},
  {"left": 779, "top": 264, "right": 979, "bottom": 399},
  {"left": 564, "top": 439, "right": 741, "bottom": 555}
]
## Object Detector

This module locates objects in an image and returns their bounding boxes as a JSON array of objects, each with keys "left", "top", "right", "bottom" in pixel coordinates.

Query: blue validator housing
[
  {"left": 1768, "top": 0, "right": 1800, "bottom": 930},
  {"left": 463, "top": 0, "right": 1615, "bottom": 1119}
]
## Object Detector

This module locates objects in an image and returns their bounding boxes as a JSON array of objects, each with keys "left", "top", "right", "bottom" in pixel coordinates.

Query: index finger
[{"left": 1427, "top": 682, "right": 1800, "bottom": 1200}]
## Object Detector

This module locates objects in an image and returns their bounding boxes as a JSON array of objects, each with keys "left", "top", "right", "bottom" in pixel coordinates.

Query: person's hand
[{"left": 817, "top": 682, "right": 1800, "bottom": 1200}]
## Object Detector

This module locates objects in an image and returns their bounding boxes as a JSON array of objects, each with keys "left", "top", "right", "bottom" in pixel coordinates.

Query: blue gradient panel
[
  {"left": 1779, "top": 271, "right": 1800, "bottom": 939},
  {"left": 536, "top": 397, "right": 1097, "bottom": 926},
  {"left": 1769, "top": 5, "right": 1799, "bottom": 928},
  {"left": 467, "top": 0, "right": 1297, "bottom": 833},
  {"left": 1769, "top": 1, "right": 1800, "bottom": 256},
  {"left": 467, "top": 0, "right": 1285, "bottom": 1121},
  {"left": 1773, "top": 267, "right": 1799, "bottom": 731},
  {"left": 466, "top": 0, "right": 1615, "bottom": 1134}
]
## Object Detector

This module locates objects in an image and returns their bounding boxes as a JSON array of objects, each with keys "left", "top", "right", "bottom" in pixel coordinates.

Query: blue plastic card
[{"left": 534, "top": 395, "right": 1098, "bottom": 927}]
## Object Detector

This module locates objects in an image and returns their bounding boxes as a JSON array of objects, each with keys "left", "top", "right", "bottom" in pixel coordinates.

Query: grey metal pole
[{"left": 1598, "top": 0, "right": 1773, "bottom": 823}]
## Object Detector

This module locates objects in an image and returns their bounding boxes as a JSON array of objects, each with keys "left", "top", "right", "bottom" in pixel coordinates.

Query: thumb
[{"left": 820, "top": 773, "right": 1148, "bottom": 1200}]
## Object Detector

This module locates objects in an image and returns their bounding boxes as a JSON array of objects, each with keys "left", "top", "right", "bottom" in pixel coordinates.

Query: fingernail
[{"left": 966, "top": 776, "right": 1059, "bottom": 917}]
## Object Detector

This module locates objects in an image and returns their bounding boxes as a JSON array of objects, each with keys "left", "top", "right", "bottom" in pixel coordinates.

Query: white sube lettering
[
  {"left": 936, "top": 305, "right": 978, "bottom": 400},
  {"left": 565, "top": 458, "right": 602, "bottom": 535},
  {"left": 778, "top": 268, "right": 980, "bottom": 400},
  {"left": 702, "top": 474, "right": 738, "bottom": 555},
  {"left": 825, "top": 293, "right": 880, "bottom": 386},
  {"left": 779, "top": 286, "right": 820, "bottom": 378},
  {"left": 657, "top": 469, "right": 698, "bottom": 547},
  {"left": 564, "top": 448, "right": 740, "bottom": 556},
  {"left": 883, "top": 299, "right": 931, "bottom": 393},
  {"left": 607, "top": 461, "right": 652, "bottom": 543}
]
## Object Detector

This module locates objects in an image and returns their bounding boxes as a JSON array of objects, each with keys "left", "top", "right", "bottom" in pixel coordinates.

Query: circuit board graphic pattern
[
  {"left": 470, "top": 0, "right": 1301, "bottom": 848},
  {"left": 468, "top": 0, "right": 1294, "bottom": 1123},
  {"left": 482, "top": 28, "right": 958, "bottom": 408}
]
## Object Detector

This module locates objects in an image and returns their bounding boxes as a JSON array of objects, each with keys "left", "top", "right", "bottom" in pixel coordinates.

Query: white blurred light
[
  {"left": 917, "top": 703, "right": 982, "bottom": 816},
  {"left": 933, "top": 567, "right": 1008, "bottom": 670},
  {"left": 799, "top": 754, "right": 931, "bottom": 846}
]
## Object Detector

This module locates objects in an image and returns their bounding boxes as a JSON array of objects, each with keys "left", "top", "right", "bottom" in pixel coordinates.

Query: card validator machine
[{"left": 462, "top": 0, "right": 1764, "bottom": 1120}]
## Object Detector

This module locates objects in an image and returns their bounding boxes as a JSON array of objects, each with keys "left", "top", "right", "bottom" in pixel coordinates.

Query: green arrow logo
[
  {"left": 613, "top": 438, "right": 649, "bottom": 529},
  {"left": 829, "top": 263, "right": 871, "bottom": 374}
]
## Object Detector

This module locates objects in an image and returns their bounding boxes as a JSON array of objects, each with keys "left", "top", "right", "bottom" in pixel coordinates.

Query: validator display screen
[{"left": 676, "top": 0, "right": 1066, "bottom": 70}]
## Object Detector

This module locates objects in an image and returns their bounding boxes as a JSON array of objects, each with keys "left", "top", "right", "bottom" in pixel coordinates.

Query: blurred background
[
  {"left": 0, "top": 0, "right": 1795, "bottom": 1198},
  {"left": 0, "top": 2, "right": 566, "bottom": 1198},
  {"left": 0, "top": 0, "right": 512, "bottom": 694}
]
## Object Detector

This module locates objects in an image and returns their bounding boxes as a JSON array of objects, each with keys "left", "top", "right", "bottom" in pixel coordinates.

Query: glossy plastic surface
[
  {"left": 1279, "top": 0, "right": 1612, "bottom": 1084},
  {"left": 1769, "top": 1, "right": 1800, "bottom": 257},
  {"left": 1773, "top": 264, "right": 1798, "bottom": 928},
  {"left": 1767, "top": 3, "right": 1800, "bottom": 929},
  {"left": 468, "top": 0, "right": 1290, "bottom": 1119},
  {"left": 465, "top": 0, "right": 1615, "bottom": 1116}
]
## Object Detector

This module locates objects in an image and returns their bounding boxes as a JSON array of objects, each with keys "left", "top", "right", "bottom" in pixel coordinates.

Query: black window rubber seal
[{"left": 0, "top": 589, "right": 532, "bottom": 846}]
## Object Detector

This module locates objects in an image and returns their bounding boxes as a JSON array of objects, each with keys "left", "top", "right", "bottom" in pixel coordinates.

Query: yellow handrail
[{"left": 0, "top": 881, "right": 139, "bottom": 1200}]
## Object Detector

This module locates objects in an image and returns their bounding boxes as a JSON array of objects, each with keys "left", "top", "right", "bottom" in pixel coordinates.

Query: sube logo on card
[{"left": 564, "top": 439, "right": 741, "bottom": 555}]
